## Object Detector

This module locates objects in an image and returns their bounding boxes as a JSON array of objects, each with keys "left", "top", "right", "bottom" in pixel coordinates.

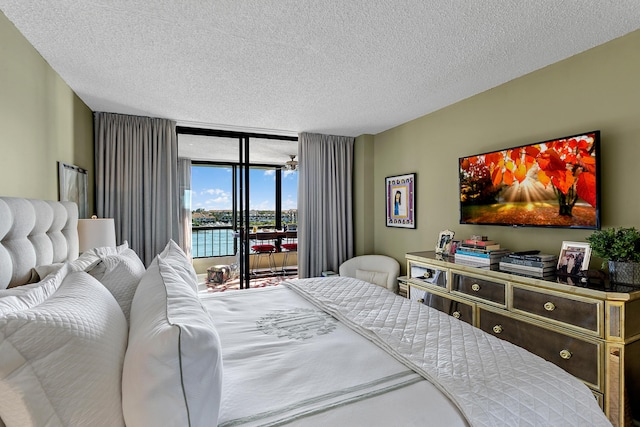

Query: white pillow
[
  {"left": 0, "top": 271, "right": 127, "bottom": 427},
  {"left": 116, "top": 241, "right": 130, "bottom": 253},
  {"left": 69, "top": 242, "right": 132, "bottom": 273},
  {"left": 0, "top": 263, "right": 72, "bottom": 314},
  {"left": 158, "top": 239, "right": 199, "bottom": 291},
  {"left": 68, "top": 244, "right": 122, "bottom": 274},
  {"left": 88, "top": 248, "right": 146, "bottom": 322},
  {"left": 355, "top": 269, "right": 389, "bottom": 288},
  {"left": 70, "top": 249, "right": 108, "bottom": 272},
  {"left": 123, "top": 256, "right": 223, "bottom": 427}
]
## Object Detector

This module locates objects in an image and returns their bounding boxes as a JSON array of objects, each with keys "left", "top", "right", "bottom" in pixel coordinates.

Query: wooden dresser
[{"left": 401, "top": 251, "right": 640, "bottom": 427}]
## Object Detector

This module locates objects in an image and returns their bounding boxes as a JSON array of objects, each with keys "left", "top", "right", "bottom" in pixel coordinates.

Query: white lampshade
[{"left": 78, "top": 218, "right": 116, "bottom": 252}]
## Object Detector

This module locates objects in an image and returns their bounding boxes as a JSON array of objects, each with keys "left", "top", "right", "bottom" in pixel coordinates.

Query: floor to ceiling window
[{"left": 177, "top": 128, "right": 298, "bottom": 260}]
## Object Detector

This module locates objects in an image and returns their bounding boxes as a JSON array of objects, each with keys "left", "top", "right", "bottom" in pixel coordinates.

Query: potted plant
[{"left": 586, "top": 227, "right": 640, "bottom": 284}]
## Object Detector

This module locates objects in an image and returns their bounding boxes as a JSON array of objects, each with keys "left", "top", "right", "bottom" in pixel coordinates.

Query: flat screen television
[{"left": 459, "top": 130, "right": 601, "bottom": 229}]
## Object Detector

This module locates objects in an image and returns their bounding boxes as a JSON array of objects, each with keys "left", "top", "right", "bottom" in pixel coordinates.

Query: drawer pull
[
  {"left": 559, "top": 349, "right": 572, "bottom": 360},
  {"left": 471, "top": 283, "right": 481, "bottom": 292},
  {"left": 492, "top": 324, "right": 503, "bottom": 334},
  {"left": 452, "top": 311, "right": 461, "bottom": 319},
  {"left": 544, "top": 302, "right": 556, "bottom": 311}
]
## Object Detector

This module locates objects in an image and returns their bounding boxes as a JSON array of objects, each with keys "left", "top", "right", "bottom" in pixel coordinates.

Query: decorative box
[{"left": 207, "top": 265, "right": 230, "bottom": 285}]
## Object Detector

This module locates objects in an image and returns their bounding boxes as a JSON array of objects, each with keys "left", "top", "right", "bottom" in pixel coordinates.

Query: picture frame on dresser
[
  {"left": 385, "top": 172, "right": 416, "bottom": 229},
  {"left": 557, "top": 241, "right": 591, "bottom": 275},
  {"left": 435, "top": 229, "right": 455, "bottom": 254}
]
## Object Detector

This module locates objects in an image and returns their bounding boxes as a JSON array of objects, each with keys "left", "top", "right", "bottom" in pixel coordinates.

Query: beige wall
[
  {"left": 354, "top": 134, "right": 376, "bottom": 255},
  {"left": 369, "top": 30, "right": 640, "bottom": 271},
  {"left": 0, "top": 12, "right": 94, "bottom": 214}
]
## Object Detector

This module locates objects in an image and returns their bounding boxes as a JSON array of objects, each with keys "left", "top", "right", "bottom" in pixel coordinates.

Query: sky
[{"left": 190, "top": 165, "right": 298, "bottom": 211}]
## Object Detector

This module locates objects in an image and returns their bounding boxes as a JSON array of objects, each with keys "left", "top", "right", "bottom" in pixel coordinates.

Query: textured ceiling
[{"left": 2, "top": 1, "right": 640, "bottom": 140}]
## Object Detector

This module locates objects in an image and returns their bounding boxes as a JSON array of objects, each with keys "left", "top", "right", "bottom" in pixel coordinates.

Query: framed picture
[
  {"left": 557, "top": 241, "right": 591, "bottom": 275},
  {"left": 436, "top": 229, "right": 455, "bottom": 254},
  {"left": 448, "top": 240, "right": 460, "bottom": 256},
  {"left": 385, "top": 173, "right": 416, "bottom": 228},
  {"left": 58, "top": 161, "right": 88, "bottom": 219}
]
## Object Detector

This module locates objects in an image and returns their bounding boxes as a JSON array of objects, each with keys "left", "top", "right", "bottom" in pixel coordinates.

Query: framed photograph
[
  {"left": 557, "top": 241, "right": 591, "bottom": 275},
  {"left": 58, "top": 161, "right": 88, "bottom": 219},
  {"left": 436, "top": 229, "right": 455, "bottom": 254},
  {"left": 385, "top": 173, "right": 416, "bottom": 228},
  {"left": 448, "top": 240, "right": 460, "bottom": 256}
]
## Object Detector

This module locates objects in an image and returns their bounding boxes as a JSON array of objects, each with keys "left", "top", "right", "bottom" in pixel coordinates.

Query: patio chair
[
  {"left": 251, "top": 231, "right": 278, "bottom": 275},
  {"left": 280, "top": 230, "right": 298, "bottom": 274}
]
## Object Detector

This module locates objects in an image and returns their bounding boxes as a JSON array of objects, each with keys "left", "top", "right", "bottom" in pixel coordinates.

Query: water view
[
  {"left": 192, "top": 227, "right": 236, "bottom": 258},
  {"left": 190, "top": 164, "right": 298, "bottom": 258}
]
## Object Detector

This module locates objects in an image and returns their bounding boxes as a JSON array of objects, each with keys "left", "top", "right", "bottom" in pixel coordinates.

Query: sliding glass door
[{"left": 178, "top": 128, "right": 297, "bottom": 288}]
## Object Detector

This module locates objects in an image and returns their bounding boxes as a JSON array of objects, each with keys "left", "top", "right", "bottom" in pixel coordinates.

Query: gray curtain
[
  {"left": 178, "top": 158, "right": 192, "bottom": 258},
  {"left": 298, "top": 132, "right": 354, "bottom": 278},
  {"left": 94, "top": 112, "right": 180, "bottom": 266}
]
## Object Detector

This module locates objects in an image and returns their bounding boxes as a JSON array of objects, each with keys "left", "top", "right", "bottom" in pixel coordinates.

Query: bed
[{"left": 0, "top": 196, "right": 612, "bottom": 426}]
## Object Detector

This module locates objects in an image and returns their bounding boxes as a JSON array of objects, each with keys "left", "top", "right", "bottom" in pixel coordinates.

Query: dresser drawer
[
  {"left": 512, "top": 286, "right": 601, "bottom": 335},
  {"left": 479, "top": 308, "right": 601, "bottom": 389},
  {"left": 409, "top": 285, "right": 474, "bottom": 325},
  {"left": 451, "top": 272, "right": 506, "bottom": 306},
  {"left": 408, "top": 261, "right": 447, "bottom": 289},
  {"left": 408, "top": 284, "right": 425, "bottom": 302}
]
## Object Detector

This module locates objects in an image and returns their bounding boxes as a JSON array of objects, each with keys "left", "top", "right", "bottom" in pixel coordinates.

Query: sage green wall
[
  {"left": 0, "top": 11, "right": 94, "bottom": 214},
  {"left": 371, "top": 30, "right": 640, "bottom": 271},
  {"left": 354, "top": 134, "right": 375, "bottom": 255}
]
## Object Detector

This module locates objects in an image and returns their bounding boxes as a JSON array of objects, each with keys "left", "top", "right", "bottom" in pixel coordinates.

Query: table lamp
[{"left": 77, "top": 216, "right": 116, "bottom": 252}]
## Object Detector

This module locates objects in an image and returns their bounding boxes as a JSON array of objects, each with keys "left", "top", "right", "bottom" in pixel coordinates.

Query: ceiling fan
[{"left": 285, "top": 154, "right": 298, "bottom": 171}]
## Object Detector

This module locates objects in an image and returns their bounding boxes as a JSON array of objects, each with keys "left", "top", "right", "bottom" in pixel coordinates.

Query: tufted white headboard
[{"left": 0, "top": 197, "right": 79, "bottom": 289}]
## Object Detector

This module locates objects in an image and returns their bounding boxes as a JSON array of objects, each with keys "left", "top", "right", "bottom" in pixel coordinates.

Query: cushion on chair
[
  {"left": 252, "top": 244, "right": 276, "bottom": 253},
  {"left": 281, "top": 243, "right": 297, "bottom": 251},
  {"left": 355, "top": 269, "right": 389, "bottom": 288},
  {"left": 338, "top": 255, "right": 400, "bottom": 293}
]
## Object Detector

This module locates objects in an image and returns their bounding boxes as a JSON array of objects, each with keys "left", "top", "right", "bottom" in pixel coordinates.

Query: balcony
[{"left": 191, "top": 225, "right": 298, "bottom": 278}]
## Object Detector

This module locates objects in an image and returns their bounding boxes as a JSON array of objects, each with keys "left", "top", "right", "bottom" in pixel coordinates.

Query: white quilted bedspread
[{"left": 284, "top": 277, "right": 612, "bottom": 427}]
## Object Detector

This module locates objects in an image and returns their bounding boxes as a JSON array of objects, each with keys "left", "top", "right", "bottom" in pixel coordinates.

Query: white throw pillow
[
  {"left": 70, "top": 248, "right": 108, "bottom": 272},
  {"left": 88, "top": 248, "right": 146, "bottom": 322},
  {"left": 0, "top": 262, "right": 71, "bottom": 314},
  {"left": 0, "top": 271, "right": 127, "bottom": 427},
  {"left": 123, "top": 256, "right": 223, "bottom": 427},
  {"left": 88, "top": 245, "right": 118, "bottom": 257},
  {"left": 158, "top": 239, "right": 199, "bottom": 291},
  {"left": 355, "top": 269, "right": 389, "bottom": 288},
  {"left": 116, "top": 240, "right": 129, "bottom": 253}
]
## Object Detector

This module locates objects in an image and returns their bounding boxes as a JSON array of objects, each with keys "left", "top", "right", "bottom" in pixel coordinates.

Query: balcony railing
[
  {"left": 192, "top": 225, "right": 298, "bottom": 259},
  {"left": 192, "top": 225, "right": 236, "bottom": 258}
]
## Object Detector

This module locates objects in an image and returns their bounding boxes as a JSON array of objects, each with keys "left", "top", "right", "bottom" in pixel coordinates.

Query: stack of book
[
  {"left": 454, "top": 238, "right": 511, "bottom": 268},
  {"left": 499, "top": 252, "right": 558, "bottom": 279}
]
